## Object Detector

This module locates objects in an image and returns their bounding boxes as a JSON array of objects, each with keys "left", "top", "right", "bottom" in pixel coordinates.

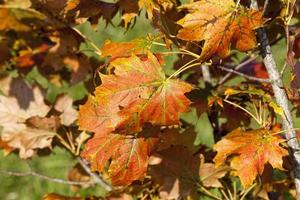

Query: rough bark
[{"left": 251, "top": 1, "right": 300, "bottom": 199}]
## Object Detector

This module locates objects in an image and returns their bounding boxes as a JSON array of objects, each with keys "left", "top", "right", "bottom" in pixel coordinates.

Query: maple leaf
[
  {"left": 0, "top": 77, "right": 55, "bottom": 159},
  {"left": 1, "top": 127, "right": 56, "bottom": 159},
  {"left": 177, "top": 0, "right": 263, "bottom": 60},
  {"left": 81, "top": 130, "right": 158, "bottom": 186},
  {"left": 150, "top": 146, "right": 201, "bottom": 199},
  {"left": 79, "top": 52, "right": 193, "bottom": 136},
  {"left": 199, "top": 161, "right": 229, "bottom": 188},
  {"left": 213, "top": 128, "right": 289, "bottom": 187}
]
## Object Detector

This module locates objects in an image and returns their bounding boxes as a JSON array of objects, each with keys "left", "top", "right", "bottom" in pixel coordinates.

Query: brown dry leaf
[
  {"left": 199, "top": 161, "right": 229, "bottom": 188},
  {"left": 177, "top": 0, "right": 263, "bottom": 60},
  {"left": 157, "top": 127, "right": 198, "bottom": 153},
  {"left": 0, "top": 78, "right": 54, "bottom": 159},
  {"left": 42, "top": 29, "right": 91, "bottom": 84},
  {"left": 26, "top": 116, "right": 61, "bottom": 131},
  {"left": 1, "top": 126, "right": 56, "bottom": 159},
  {"left": 39, "top": 0, "right": 118, "bottom": 26},
  {"left": 55, "top": 94, "right": 78, "bottom": 126},
  {"left": 0, "top": 85, "right": 50, "bottom": 130},
  {"left": 150, "top": 146, "right": 202, "bottom": 199},
  {"left": 213, "top": 128, "right": 289, "bottom": 187}
]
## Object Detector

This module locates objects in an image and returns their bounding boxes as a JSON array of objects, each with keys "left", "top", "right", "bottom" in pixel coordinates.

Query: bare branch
[
  {"left": 78, "top": 158, "right": 113, "bottom": 192},
  {"left": 217, "top": 66, "right": 271, "bottom": 83},
  {"left": 0, "top": 169, "right": 93, "bottom": 186},
  {"left": 218, "top": 55, "right": 258, "bottom": 85},
  {"left": 251, "top": 0, "right": 300, "bottom": 199}
]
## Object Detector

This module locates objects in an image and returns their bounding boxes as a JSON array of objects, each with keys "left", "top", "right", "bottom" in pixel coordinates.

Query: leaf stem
[
  {"left": 240, "top": 183, "right": 257, "bottom": 200},
  {"left": 167, "top": 62, "right": 202, "bottom": 80},
  {"left": 198, "top": 185, "right": 222, "bottom": 200},
  {"left": 223, "top": 99, "right": 262, "bottom": 125}
]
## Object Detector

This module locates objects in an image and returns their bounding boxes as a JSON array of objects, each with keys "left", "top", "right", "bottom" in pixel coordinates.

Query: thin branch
[
  {"left": 262, "top": 0, "right": 269, "bottom": 14},
  {"left": 0, "top": 169, "right": 93, "bottom": 186},
  {"left": 78, "top": 158, "right": 113, "bottom": 192},
  {"left": 218, "top": 55, "right": 258, "bottom": 85},
  {"left": 251, "top": 0, "right": 300, "bottom": 199},
  {"left": 217, "top": 66, "right": 271, "bottom": 83},
  {"left": 198, "top": 185, "right": 222, "bottom": 200},
  {"left": 240, "top": 183, "right": 257, "bottom": 200}
]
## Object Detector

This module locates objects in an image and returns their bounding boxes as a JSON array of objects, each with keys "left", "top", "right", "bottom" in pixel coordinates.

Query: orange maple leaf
[
  {"left": 213, "top": 128, "right": 288, "bottom": 187},
  {"left": 177, "top": 0, "right": 263, "bottom": 60},
  {"left": 81, "top": 131, "right": 158, "bottom": 186},
  {"left": 79, "top": 52, "right": 193, "bottom": 136}
]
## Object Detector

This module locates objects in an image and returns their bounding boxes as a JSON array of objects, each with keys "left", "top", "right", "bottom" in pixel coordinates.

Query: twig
[
  {"left": 262, "top": 0, "right": 269, "bottom": 14},
  {"left": 78, "top": 158, "right": 113, "bottom": 192},
  {"left": 251, "top": 0, "right": 300, "bottom": 199},
  {"left": 0, "top": 169, "right": 93, "bottom": 186},
  {"left": 218, "top": 56, "right": 258, "bottom": 85},
  {"left": 198, "top": 185, "right": 222, "bottom": 200},
  {"left": 240, "top": 182, "right": 257, "bottom": 200},
  {"left": 217, "top": 66, "right": 271, "bottom": 83}
]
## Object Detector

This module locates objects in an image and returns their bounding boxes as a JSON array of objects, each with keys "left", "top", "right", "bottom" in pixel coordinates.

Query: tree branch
[
  {"left": 78, "top": 158, "right": 113, "bottom": 192},
  {"left": 218, "top": 55, "right": 258, "bottom": 85},
  {"left": 251, "top": 1, "right": 300, "bottom": 199},
  {"left": 0, "top": 169, "right": 93, "bottom": 186},
  {"left": 217, "top": 66, "right": 271, "bottom": 83}
]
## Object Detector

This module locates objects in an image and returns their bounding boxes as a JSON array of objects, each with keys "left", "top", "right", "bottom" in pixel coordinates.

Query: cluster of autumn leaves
[
  {"left": 78, "top": 0, "right": 289, "bottom": 195},
  {"left": 0, "top": 0, "right": 299, "bottom": 199}
]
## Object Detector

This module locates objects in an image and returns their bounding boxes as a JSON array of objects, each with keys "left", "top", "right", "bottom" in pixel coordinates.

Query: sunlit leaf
[
  {"left": 177, "top": 0, "right": 263, "bottom": 60},
  {"left": 214, "top": 128, "right": 288, "bottom": 187},
  {"left": 81, "top": 130, "right": 158, "bottom": 186},
  {"left": 79, "top": 52, "right": 193, "bottom": 136}
]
